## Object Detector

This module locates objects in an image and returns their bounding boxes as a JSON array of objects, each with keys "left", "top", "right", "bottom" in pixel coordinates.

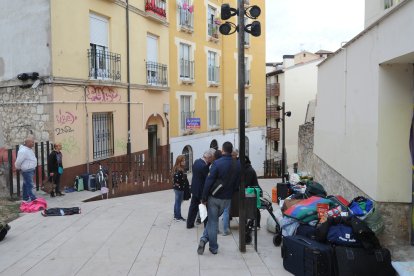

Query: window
[
  {"left": 179, "top": 43, "right": 193, "bottom": 80},
  {"left": 245, "top": 96, "right": 251, "bottom": 124},
  {"left": 182, "top": 145, "right": 193, "bottom": 172},
  {"left": 208, "top": 96, "right": 220, "bottom": 128},
  {"left": 244, "top": 57, "right": 250, "bottom": 86},
  {"left": 147, "top": 34, "right": 159, "bottom": 85},
  {"left": 89, "top": 14, "right": 109, "bottom": 79},
  {"left": 210, "top": 139, "right": 218, "bottom": 150},
  {"left": 208, "top": 51, "right": 219, "bottom": 83},
  {"left": 92, "top": 112, "right": 114, "bottom": 159},
  {"left": 244, "top": 17, "right": 250, "bottom": 47},
  {"left": 207, "top": 5, "right": 218, "bottom": 38},
  {"left": 245, "top": 136, "right": 249, "bottom": 156},
  {"left": 180, "top": 95, "right": 193, "bottom": 130},
  {"left": 178, "top": 0, "right": 194, "bottom": 30}
]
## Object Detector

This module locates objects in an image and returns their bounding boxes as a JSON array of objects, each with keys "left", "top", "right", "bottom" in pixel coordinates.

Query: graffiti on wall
[
  {"left": 86, "top": 86, "right": 121, "bottom": 103},
  {"left": 55, "top": 109, "right": 78, "bottom": 136},
  {"left": 115, "top": 138, "right": 127, "bottom": 153},
  {"left": 61, "top": 136, "right": 80, "bottom": 155}
]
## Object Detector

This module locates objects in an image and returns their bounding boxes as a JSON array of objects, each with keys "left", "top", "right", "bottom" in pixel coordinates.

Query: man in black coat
[{"left": 186, "top": 148, "right": 215, "bottom": 229}]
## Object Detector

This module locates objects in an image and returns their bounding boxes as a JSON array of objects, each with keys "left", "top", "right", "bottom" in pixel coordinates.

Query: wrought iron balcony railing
[
  {"left": 146, "top": 61, "right": 168, "bottom": 87},
  {"left": 178, "top": 5, "right": 194, "bottom": 31},
  {"left": 208, "top": 65, "right": 220, "bottom": 84},
  {"left": 208, "top": 110, "right": 220, "bottom": 128},
  {"left": 181, "top": 111, "right": 195, "bottom": 130},
  {"left": 266, "top": 83, "right": 280, "bottom": 97},
  {"left": 180, "top": 59, "right": 195, "bottom": 81},
  {"left": 145, "top": 0, "right": 166, "bottom": 18},
  {"left": 88, "top": 49, "right": 121, "bottom": 81},
  {"left": 267, "top": 127, "right": 280, "bottom": 141},
  {"left": 245, "top": 69, "right": 251, "bottom": 86}
]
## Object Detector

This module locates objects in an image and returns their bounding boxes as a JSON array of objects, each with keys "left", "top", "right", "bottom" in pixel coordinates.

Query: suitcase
[
  {"left": 277, "top": 183, "right": 293, "bottom": 203},
  {"left": 282, "top": 235, "right": 334, "bottom": 276},
  {"left": 327, "top": 195, "right": 350, "bottom": 211},
  {"left": 335, "top": 246, "right": 396, "bottom": 276},
  {"left": 295, "top": 224, "right": 317, "bottom": 240},
  {"left": 81, "top": 174, "right": 96, "bottom": 191}
]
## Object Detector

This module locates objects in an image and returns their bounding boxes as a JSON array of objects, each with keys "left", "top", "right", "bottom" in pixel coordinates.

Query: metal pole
[
  {"left": 126, "top": 0, "right": 132, "bottom": 168},
  {"left": 282, "top": 102, "right": 286, "bottom": 182},
  {"left": 238, "top": 1, "right": 247, "bottom": 253}
]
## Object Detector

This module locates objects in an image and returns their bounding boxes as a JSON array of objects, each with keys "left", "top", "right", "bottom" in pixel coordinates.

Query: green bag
[
  {"left": 245, "top": 187, "right": 261, "bottom": 208},
  {"left": 75, "top": 176, "right": 84, "bottom": 192}
]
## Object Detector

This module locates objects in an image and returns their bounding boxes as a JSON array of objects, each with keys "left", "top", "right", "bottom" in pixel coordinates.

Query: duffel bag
[{"left": 0, "top": 221, "right": 11, "bottom": 241}]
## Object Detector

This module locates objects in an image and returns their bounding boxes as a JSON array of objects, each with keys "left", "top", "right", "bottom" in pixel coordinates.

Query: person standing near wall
[
  {"left": 172, "top": 155, "right": 188, "bottom": 221},
  {"left": 186, "top": 148, "right": 215, "bottom": 229},
  {"left": 47, "top": 143, "right": 64, "bottom": 197},
  {"left": 15, "top": 135, "right": 37, "bottom": 202}
]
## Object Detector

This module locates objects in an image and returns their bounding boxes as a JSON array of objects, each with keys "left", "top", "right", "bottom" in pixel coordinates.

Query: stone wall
[
  {"left": 298, "top": 122, "right": 410, "bottom": 247},
  {"left": 0, "top": 84, "right": 52, "bottom": 146}
]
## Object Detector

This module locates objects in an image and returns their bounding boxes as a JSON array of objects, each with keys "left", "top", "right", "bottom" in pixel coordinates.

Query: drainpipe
[{"left": 126, "top": 0, "right": 131, "bottom": 164}]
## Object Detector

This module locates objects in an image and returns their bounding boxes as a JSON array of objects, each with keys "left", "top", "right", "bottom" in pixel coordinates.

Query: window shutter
[{"left": 90, "top": 14, "right": 109, "bottom": 47}]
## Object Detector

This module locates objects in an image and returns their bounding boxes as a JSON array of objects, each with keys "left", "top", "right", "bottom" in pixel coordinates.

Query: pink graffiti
[
  {"left": 56, "top": 109, "right": 77, "bottom": 125},
  {"left": 86, "top": 86, "right": 121, "bottom": 102}
]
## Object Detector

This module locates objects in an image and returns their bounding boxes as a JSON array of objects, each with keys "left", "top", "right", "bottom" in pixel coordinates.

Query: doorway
[{"left": 148, "top": 124, "right": 158, "bottom": 170}]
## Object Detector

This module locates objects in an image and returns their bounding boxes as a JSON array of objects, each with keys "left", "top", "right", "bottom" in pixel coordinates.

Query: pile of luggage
[{"left": 276, "top": 174, "right": 395, "bottom": 276}]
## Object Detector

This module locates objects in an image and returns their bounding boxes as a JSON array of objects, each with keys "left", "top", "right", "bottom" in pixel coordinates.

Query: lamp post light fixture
[
  {"left": 219, "top": 1, "right": 261, "bottom": 253},
  {"left": 276, "top": 102, "right": 291, "bottom": 183}
]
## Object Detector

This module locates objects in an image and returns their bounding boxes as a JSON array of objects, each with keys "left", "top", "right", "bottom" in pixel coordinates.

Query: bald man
[{"left": 15, "top": 135, "right": 38, "bottom": 202}]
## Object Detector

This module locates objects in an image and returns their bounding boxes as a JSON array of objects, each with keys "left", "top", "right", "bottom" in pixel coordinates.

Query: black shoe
[
  {"left": 179, "top": 217, "right": 186, "bottom": 221},
  {"left": 197, "top": 240, "right": 206, "bottom": 255},
  {"left": 50, "top": 192, "right": 55, "bottom": 197},
  {"left": 209, "top": 248, "right": 218, "bottom": 255},
  {"left": 186, "top": 225, "right": 194, "bottom": 229},
  {"left": 57, "top": 192, "right": 65, "bottom": 196}
]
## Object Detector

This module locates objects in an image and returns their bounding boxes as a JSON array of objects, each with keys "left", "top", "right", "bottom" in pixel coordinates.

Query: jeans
[
  {"left": 173, "top": 189, "right": 184, "bottom": 219},
  {"left": 200, "top": 196, "right": 231, "bottom": 252},
  {"left": 22, "top": 169, "right": 37, "bottom": 201},
  {"left": 222, "top": 202, "right": 231, "bottom": 233}
]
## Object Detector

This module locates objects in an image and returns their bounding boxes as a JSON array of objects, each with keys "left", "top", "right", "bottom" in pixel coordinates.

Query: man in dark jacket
[
  {"left": 197, "top": 141, "right": 240, "bottom": 255},
  {"left": 186, "top": 148, "right": 215, "bottom": 229}
]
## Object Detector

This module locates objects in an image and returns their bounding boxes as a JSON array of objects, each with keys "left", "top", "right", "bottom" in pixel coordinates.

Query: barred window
[{"left": 92, "top": 112, "right": 114, "bottom": 159}]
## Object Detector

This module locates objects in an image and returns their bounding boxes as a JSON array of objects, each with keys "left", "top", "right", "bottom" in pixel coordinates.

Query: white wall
[
  {"left": 315, "top": 0, "right": 414, "bottom": 202},
  {"left": 284, "top": 59, "right": 321, "bottom": 167},
  {"left": 0, "top": 0, "right": 51, "bottom": 81},
  {"left": 171, "top": 127, "right": 266, "bottom": 176}
]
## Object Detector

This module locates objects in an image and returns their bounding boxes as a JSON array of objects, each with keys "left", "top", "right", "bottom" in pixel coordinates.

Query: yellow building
[
  {"left": 0, "top": 0, "right": 170, "bottom": 188},
  {"left": 168, "top": 0, "right": 266, "bottom": 174}
]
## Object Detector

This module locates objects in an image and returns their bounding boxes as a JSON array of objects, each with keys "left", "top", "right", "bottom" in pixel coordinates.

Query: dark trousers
[
  {"left": 187, "top": 194, "right": 201, "bottom": 228},
  {"left": 53, "top": 173, "right": 61, "bottom": 193}
]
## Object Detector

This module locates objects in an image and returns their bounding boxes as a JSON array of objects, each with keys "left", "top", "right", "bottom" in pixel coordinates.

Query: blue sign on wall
[{"left": 186, "top": 118, "right": 201, "bottom": 129}]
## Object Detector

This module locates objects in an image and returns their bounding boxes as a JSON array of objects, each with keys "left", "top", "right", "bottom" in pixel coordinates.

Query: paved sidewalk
[{"left": 0, "top": 179, "right": 290, "bottom": 276}]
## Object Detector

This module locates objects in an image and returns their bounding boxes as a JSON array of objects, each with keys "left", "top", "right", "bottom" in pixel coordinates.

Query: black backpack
[{"left": 0, "top": 221, "right": 11, "bottom": 241}]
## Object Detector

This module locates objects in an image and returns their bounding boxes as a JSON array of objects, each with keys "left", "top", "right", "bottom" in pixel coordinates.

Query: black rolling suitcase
[
  {"left": 282, "top": 235, "right": 334, "bottom": 276},
  {"left": 335, "top": 246, "right": 396, "bottom": 276}
]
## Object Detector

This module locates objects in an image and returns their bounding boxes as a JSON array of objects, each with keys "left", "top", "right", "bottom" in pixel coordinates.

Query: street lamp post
[
  {"left": 277, "top": 102, "right": 291, "bottom": 182},
  {"left": 219, "top": 1, "right": 261, "bottom": 253}
]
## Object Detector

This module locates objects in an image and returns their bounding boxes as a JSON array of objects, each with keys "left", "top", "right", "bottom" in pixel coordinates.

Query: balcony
[
  {"left": 245, "top": 69, "right": 251, "bottom": 87},
  {"left": 266, "top": 105, "right": 280, "bottom": 118},
  {"left": 145, "top": 0, "right": 167, "bottom": 23},
  {"left": 267, "top": 127, "right": 280, "bottom": 141},
  {"left": 209, "top": 110, "right": 220, "bottom": 129},
  {"left": 146, "top": 61, "right": 168, "bottom": 87},
  {"left": 180, "top": 59, "right": 195, "bottom": 84},
  {"left": 208, "top": 65, "right": 220, "bottom": 86},
  {"left": 88, "top": 49, "right": 121, "bottom": 81},
  {"left": 178, "top": 5, "right": 194, "bottom": 33},
  {"left": 181, "top": 111, "right": 195, "bottom": 131},
  {"left": 266, "top": 83, "right": 280, "bottom": 97},
  {"left": 208, "top": 21, "right": 220, "bottom": 43}
]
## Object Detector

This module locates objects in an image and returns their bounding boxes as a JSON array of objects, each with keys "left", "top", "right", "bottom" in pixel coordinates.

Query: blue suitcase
[{"left": 282, "top": 235, "right": 334, "bottom": 276}]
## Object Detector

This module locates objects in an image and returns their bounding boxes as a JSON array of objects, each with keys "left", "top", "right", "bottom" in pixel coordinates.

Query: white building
[{"left": 315, "top": 0, "right": 413, "bottom": 203}]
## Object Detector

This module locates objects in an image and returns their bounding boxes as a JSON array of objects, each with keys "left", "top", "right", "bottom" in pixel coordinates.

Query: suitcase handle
[{"left": 296, "top": 237, "right": 312, "bottom": 245}]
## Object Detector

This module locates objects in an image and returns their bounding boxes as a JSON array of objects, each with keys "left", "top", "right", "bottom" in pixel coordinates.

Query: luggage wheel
[{"left": 273, "top": 234, "right": 282, "bottom": 246}]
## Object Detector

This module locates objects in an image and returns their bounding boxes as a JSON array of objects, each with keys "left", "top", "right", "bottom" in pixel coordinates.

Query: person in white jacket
[{"left": 15, "top": 135, "right": 38, "bottom": 202}]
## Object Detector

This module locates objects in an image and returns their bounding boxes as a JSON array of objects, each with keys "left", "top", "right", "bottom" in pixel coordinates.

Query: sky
[{"left": 265, "top": 0, "right": 365, "bottom": 62}]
